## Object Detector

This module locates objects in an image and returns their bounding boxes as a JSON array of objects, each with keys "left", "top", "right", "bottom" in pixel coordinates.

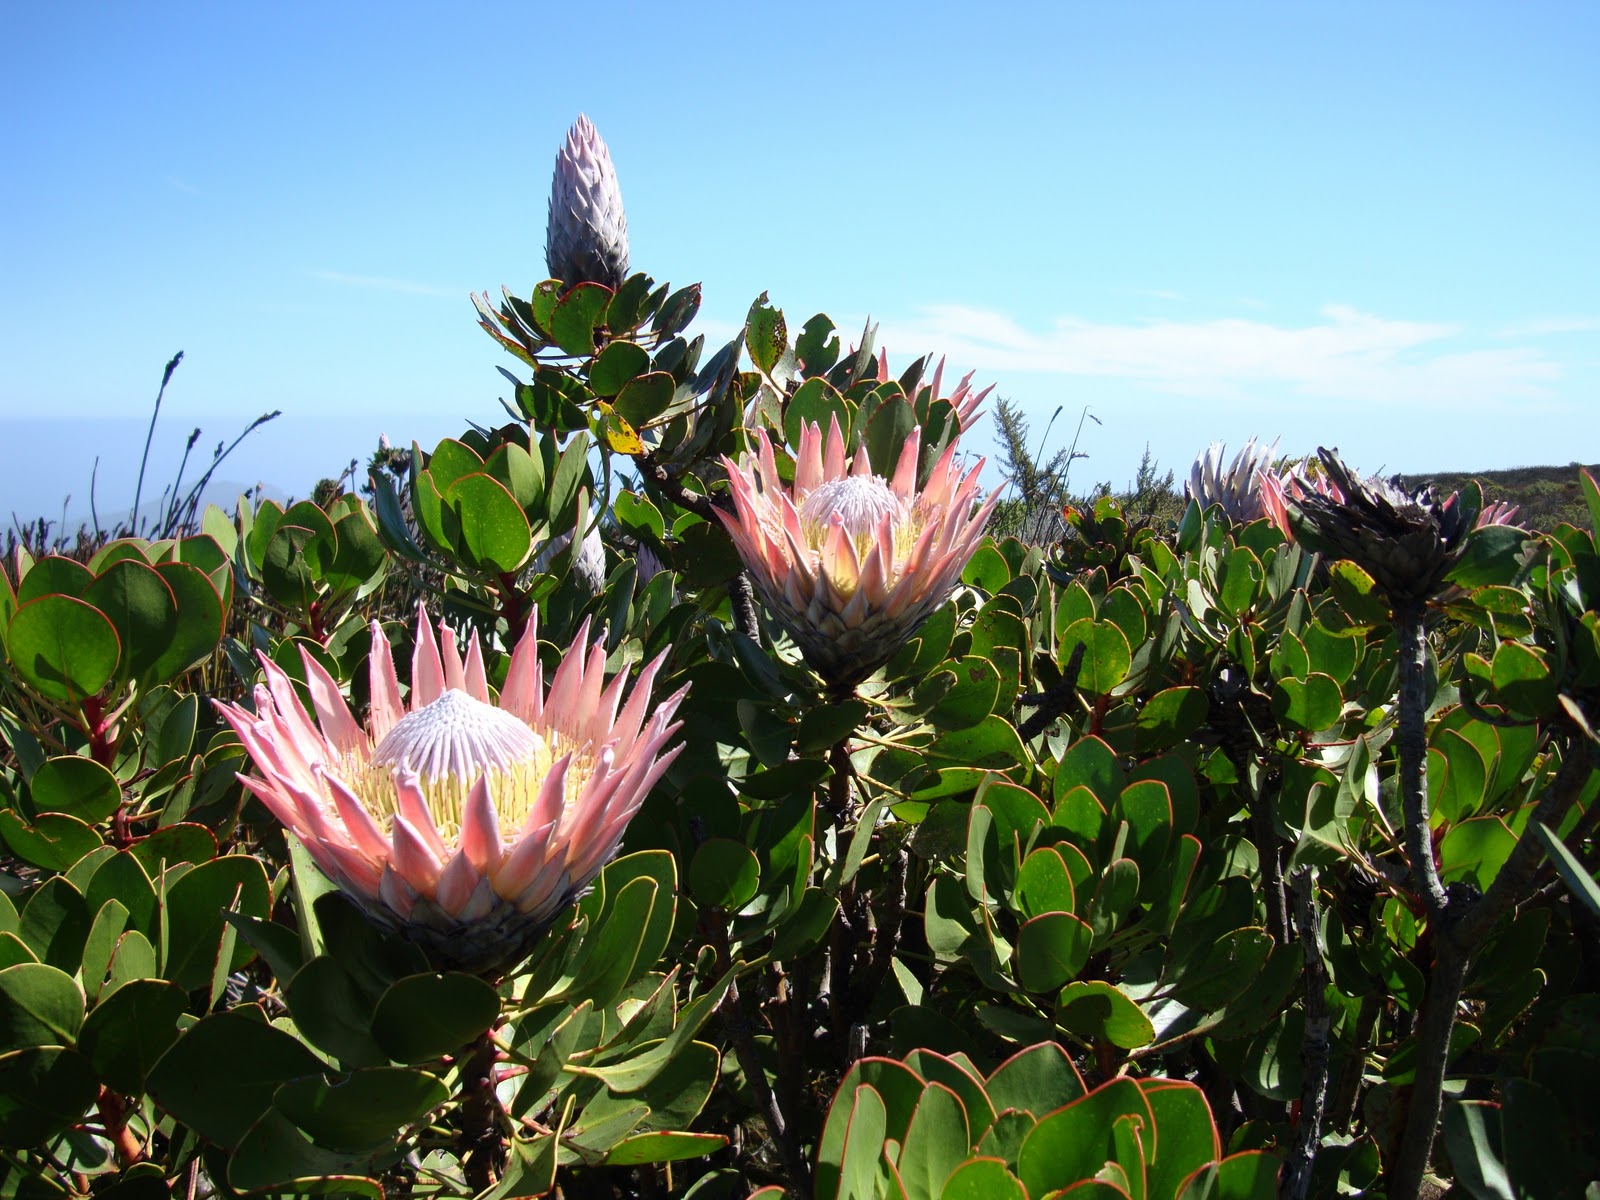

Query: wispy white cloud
[
  {"left": 872, "top": 303, "right": 1563, "bottom": 408},
  {"left": 166, "top": 176, "right": 200, "bottom": 195},
  {"left": 1495, "top": 316, "right": 1600, "bottom": 338},
  {"left": 312, "top": 270, "right": 460, "bottom": 299}
]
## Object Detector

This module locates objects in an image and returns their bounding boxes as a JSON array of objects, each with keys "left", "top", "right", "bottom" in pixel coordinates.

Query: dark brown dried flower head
[{"left": 1289, "top": 447, "right": 1479, "bottom": 606}]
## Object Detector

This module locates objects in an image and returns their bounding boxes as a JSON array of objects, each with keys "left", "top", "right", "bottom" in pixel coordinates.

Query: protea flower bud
[
  {"left": 1287, "top": 447, "right": 1478, "bottom": 606},
  {"left": 718, "top": 419, "right": 1000, "bottom": 688},
  {"left": 529, "top": 524, "right": 607, "bottom": 595},
  {"left": 1186, "top": 437, "right": 1283, "bottom": 523},
  {"left": 546, "top": 114, "right": 630, "bottom": 291},
  {"left": 216, "top": 608, "right": 685, "bottom": 974}
]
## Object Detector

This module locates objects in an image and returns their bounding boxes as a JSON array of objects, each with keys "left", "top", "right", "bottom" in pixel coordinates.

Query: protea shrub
[
  {"left": 546, "top": 114, "right": 630, "bottom": 291},
  {"left": 718, "top": 417, "right": 999, "bottom": 688},
  {"left": 216, "top": 608, "right": 686, "bottom": 973}
]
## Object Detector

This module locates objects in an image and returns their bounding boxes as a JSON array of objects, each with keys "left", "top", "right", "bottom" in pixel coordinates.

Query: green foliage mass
[{"left": 2, "top": 274, "right": 1599, "bottom": 1200}]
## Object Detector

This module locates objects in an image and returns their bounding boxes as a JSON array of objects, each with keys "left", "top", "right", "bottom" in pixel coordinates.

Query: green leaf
[
  {"left": 745, "top": 297, "right": 787, "bottom": 376},
  {"left": 7, "top": 594, "right": 122, "bottom": 701},
  {"left": 226, "top": 1109, "right": 386, "bottom": 1195},
  {"left": 1143, "top": 1081, "right": 1223, "bottom": 1200},
  {"left": 0, "top": 963, "right": 83, "bottom": 1053},
  {"left": 796, "top": 314, "right": 841, "bottom": 376},
  {"left": 1136, "top": 687, "right": 1208, "bottom": 752},
  {"left": 929, "top": 716, "right": 1029, "bottom": 770},
  {"left": 1057, "top": 980, "right": 1155, "bottom": 1048},
  {"left": 129, "top": 822, "right": 217, "bottom": 874},
  {"left": 323, "top": 510, "right": 389, "bottom": 595},
  {"left": 0, "top": 1046, "right": 98, "bottom": 1148},
  {"left": 551, "top": 281, "right": 612, "bottom": 356},
  {"left": 369, "top": 469, "right": 428, "bottom": 563},
  {"left": 445, "top": 473, "right": 533, "bottom": 574},
  {"left": 1171, "top": 927, "right": 1273, "bottom": 1012},
  {"left": 83, "top": 559, "right": 178, "bottom": 683},
  {"left": 784, "top": 377, "right": 850, "bottom": 449},
  {"left": 1326, "top": 561, "right": 1389, "bottom": 627},
  {"left": 1060, "top": 618, "right": 1132, "bottom": 695},
  {"left": 1017, "top": 911, "right": 1093, "bottom": 993},
  {"left": 590, "top": 339, "right": 650, "bottom": 397},
  {"left": 1218, "top": 545, "right": 1263, "bottom": 616},
  {"left": 962, "top": 543, "right": 1010, "bottom": 593},
  {"left": 81, "top": 898, "right": 130, "bottom": 1001},
  {"left": 689, "top": 839, "right": 760, "bottom": 911},
  {"left": 1490, "top": 640, "right": 1557, "bottom": 716},
  {"left": 1533, "top": 822, "right": 1600, "bottom": 918},
  {"left": 1271, "top": 672, "right": 1344, "bottom": 731},
  {"left": 370, "top": 972, "right": 500, "bottom": 1064},
  {"left": 1440, "top": 817, "right": 1516, "bottom": 892},
  {"left": 837, "top": 1083, "right": 889, "bottom": 1200},
  {"left": 769, "top": 888, "right": 840, "bottom": 961},
  {"left": 1088, "top": 859, "right": 1140, "bottom": 945},
  {"left": 923, "top": 657, "right": 1003, "bottom": 730},
  {"left": 273, "top": 1066, "right": 448, "bottom": 1153},
  {"left": 1016, "top": 1077, "right": 1153, "bottom": 1195},
  {"left": 146, "top": 1009, "right": 325, "bottom": 1150},
  {"left": 18, "top": 877, "right": 89, "bottom": 972},
  {"left": 897, "top": 1083, "right": 971, "bottom": 1200},
  {"left": 1447, "top": 524, "right": 1530, "bottom": 590},
  {"left": 30, "top": 755, "right": 122, "bottom": 823},
  {"left": 285, "top": 956, "right": 389, "bottom": 1068},
  {"left": 0, "top": 809, "right": 103, "bottom": 871},
  {"left": 984, "top": 1041, "right": 1086, "bottom": 1117},
  {"left": 1579, "top": 467, "right": 1600, "bottom": 541},
  {"left": 17, "top": 555, "right": 94, "bottom": 603},
  {"left": 604, "top": 273, "right": 654, "bottom": 334},
  {"left": 261, "top": 524, "right": 321, "bottom": 609},
  {"left": 604, "top": 1130, "right": 729, "bottom": 1167},
  {"left": 614, "top": 371, "right": 676, "bottom": 430},
  {"left": 863, "top": 396, "right": 916, "bottom": 479},
  {"left": 1017, "top": 846, "right": 1077, "bottom": 920},
  {"left": 163, "top": 854, "right": 271, "bottom": 991},
  {"left": 941, "top": 1159, "right": 1027, "bottom": 1200},
  {"left": 1443, "top": 1099, "right": 1513, "bottom": 1200},
  {"left": 77, "top": 977, "right": 186, "bottom": 1095}
]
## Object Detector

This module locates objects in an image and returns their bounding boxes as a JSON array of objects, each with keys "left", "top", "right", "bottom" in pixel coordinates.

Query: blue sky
[{"left": 2, "top": 1, "right": 1596, "bottom": 526}]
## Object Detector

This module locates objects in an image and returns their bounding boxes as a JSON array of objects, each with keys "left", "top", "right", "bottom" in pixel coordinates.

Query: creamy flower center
[
  {"left": 800, "top": 475, "right": 907, "bottom": 538},
  {"left": 354, "top": 689, "right": 585, "bottom": 845},
  {"left": 373, "top": 689, "right": 545, "bottom": 779},
  {"left": 798, "top": 475, "right": 921, "bottom": 575}
]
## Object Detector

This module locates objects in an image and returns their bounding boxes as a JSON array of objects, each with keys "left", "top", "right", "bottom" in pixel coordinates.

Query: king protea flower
[
  {"left": 1187, "top": 437, "right": 1284, "bottom": 523},
  {"left": 718, "top": 418, "right": 1000, "bottom": 688},
  {"left": 216, "top": 609, "right": 686, "bottom": 973},
  {"left": 1282, "top": 447, "right": 1482, "bottom": 606},
  {"left": 546, "top": 114, "right": 630, "bottom": 291}
]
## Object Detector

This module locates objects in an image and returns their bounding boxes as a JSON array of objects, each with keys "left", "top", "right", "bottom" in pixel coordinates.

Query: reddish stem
[{"left": 95, "top": 1087, "right": 143, "bottom": 1166}]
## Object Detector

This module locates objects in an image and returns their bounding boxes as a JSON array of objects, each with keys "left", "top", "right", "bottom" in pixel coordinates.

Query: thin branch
[
  {"left": 1394, "top": 604, "right": 1448, "bottom": 920},
  {"left": 1282, "top": 868, "right": 1331, "bottom": 1200},
  {"left": 729, "top": 572, "right": 761, "bottom": 642},
  {"left": 1018, "top": 641, "right": 1087, "bottom": 740}
]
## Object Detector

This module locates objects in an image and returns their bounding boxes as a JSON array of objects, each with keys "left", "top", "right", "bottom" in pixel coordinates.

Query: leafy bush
[{"left": 1, "top": 117, "right": 1596, "bottom": 1200}]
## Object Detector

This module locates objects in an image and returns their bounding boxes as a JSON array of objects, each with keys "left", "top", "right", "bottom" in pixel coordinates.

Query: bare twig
[
  {"left": 1389, "top": 732, "right": 1597, "bottom": 1196},
  {"left": 1282, "top": 868, "right": 1331, "bottom": 1200},
  {"left": 1018, "top": 641, "right": 1087, "bottom": 740}
]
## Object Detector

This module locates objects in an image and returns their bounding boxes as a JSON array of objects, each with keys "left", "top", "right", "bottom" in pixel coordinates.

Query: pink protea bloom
[
  {"left": 216, "top": 609, "right": 686, "bottom": 973},
  {"left": 718, "top": 418, "right": 1001, "bottom": 688},
  {"left": 872, "top": 348, "right": 992, "bottom": 431}
]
